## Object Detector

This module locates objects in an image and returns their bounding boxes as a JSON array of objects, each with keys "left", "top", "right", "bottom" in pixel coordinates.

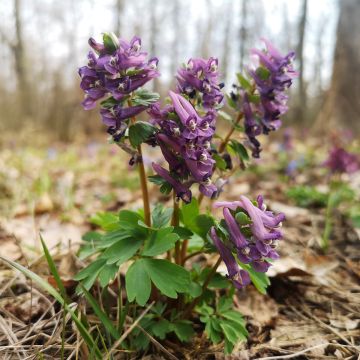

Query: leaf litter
[{"left": 0, "top": 140, "right": 359, "bottom": 359}]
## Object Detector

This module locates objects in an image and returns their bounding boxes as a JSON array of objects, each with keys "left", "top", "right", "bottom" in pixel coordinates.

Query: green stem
[
  {"left": 171, "top": 192, "right": 180, "bottom": 264},
  {"left": 128, "top": 100, "right": 151, "bottom": 227},
  {"left": 321, "top": 191, "right": 335, "bottom": 251},
  {"left": 218, "top": 112, "right": 243, "bottom": 153}
]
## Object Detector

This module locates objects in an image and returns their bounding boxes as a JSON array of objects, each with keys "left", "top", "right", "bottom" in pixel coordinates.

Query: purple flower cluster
[
  {"left": 150, "top": 91, "right": 218, "bottom": 202},
  {"left": 177, "top": 58, "right": 224, "bottom": 110},
  {"left": 235, "top": 39, "right": 297, "bottom": 158},
  {"left": 324, "top": 146, "right": 359, "bottom": 174},
  {"left": 210, "top": 195, "right": 285, "bottom": 289},
  {"left": 79, "top": 34, "right": 160, "bottom": 135}
]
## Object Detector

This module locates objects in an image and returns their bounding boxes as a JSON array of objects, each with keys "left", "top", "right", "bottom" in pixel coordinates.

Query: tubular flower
[
  {"left": 324, "top": 146, "right": 360, "bottom": 174},
  {"left": 210, "top": 227, "right": 251, "bottom": 289},
  {"left": 176, "top": 57, "right": 224, "bottom": 110},
  {"left": 214, "top": 195, "right": 285, "bottom": 273},
  {"left": 149, "top": 91, "right": 218, "bottom": 201},
  {"left": 79, "top": 34, "right": 160, "bottom": 138},
  {"left": 231, "top": 39, "right": 297, "bottom": 158}
]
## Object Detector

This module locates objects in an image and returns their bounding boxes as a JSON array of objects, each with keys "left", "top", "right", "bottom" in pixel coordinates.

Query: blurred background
[{"left": 1, "top": 0, "right": 359, "bottom": 142}]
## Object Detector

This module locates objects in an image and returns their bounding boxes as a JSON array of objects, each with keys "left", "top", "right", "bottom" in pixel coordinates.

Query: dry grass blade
[
  {"left": 258, "top": 343, "right": 360, "bottom": 360},
  {"left": 104, "top": 301, "right": 154, "bottom": 359},
  {"left": 137, "top": 325, "right": 179, "bottom": 360}
]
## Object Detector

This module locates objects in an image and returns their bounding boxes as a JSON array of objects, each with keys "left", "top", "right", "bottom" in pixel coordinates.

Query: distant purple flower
[
  {"left": 232, "top": 39, "right": 297, "bottom": 158},
  {"left": 177, "top": 57, "right": 224, "bottom": 110},
  {"left": 210, "top": 227, "right": 251, "bottom": 289},
  {"left": 79, "top": 34, "right": 160, "bottom": 140},
  {"left": 214, "top": 194, "right": 285, "bottom": 273},
  {"left": 324, "top": 146, "right": 360, "bottom": 174},
  {"left": 149, "top": 91, "right": 218, "bottom": 201}
]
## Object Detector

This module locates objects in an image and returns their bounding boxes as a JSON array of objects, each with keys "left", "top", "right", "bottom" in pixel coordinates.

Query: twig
[
  {"left": 104, "top": 302, "right": 154, "bottom": 359},
  {"left": 137, "top": 325, "right": 179, "bottom": 360},
  {"left": 301, "top": 305, "right": 360, "bottom": 351},
  {"left": 257, "top": 342, "right": 359, "bottom": 360}
]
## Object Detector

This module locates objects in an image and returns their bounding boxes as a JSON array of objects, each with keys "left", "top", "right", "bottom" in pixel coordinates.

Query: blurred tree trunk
[
  {"left": 114, "top": 0, "right": 123, "bottom": 35},
  {"left": 170, "top": 0, "right": 180, "bottom": 77},
  {"left": 315, "top": 0, "right": 360, "bottom": 135},
  {"left": 149, "top": 0, "right": 160, "bottom": 92},
  {"left": 199, "top": 0, "right": 213, "bottom": 59},
  {"left": 221, "top": 2, "right": 232, "bottom": 81},
  {"left": 239, "top": 0, "right": 248, "bottom": 71},
  {"left": 13, "top": 0, "right": 31, "bottom": 117},
  {"left": 295, "top": 0, "right": 307, "bottom": 122}
]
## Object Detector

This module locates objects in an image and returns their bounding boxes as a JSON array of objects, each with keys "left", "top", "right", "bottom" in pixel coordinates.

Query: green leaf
[
  {"left": 81, "top": 285, "right": 120, "bottom": 340},
  {"left": 224, "top": 338, "right": 235, "bottom": 354},
  {"left": 98, "top": 229, "right": 132, "bottom": 249},
  {"left": 195, "top": 214, "right": 215, "bottom": 238},
  {"left": 255, "top": 66, "right": 271, "bottom": 81},
  {"left": 82, "top": 231, "right": 103, "bottom": 242},
  {"left": 235, "top": 211, "right": 252, "bottom": 225},
  {"left": 103, "top": 32, "right": 118, "bottom": 53},
  {"left": 180, "top": 198, "right": 204, "bottom": 235},
  {"left": 222, "top": 312, "right": 248, "bottom": 337},
  {"left": 206, "top": 318, "right": 222, "bottom": 344},
  {"left": 142, "top": 227, "right": 179, "bottom": 256},
  {"left": 98, "top": 264, "right": 118, "bottom": 288},
  {"left": 220, "top": 323, "right": 238, "bottom": 344},
  {"left": 225, "top": 94, "right": 238, "bottom": 110},
  {"left": 206, "top": 272, "right": 230, "bottom": 289},
  {"left": 40, "top": 235, "right": 68, "bottom": 301},
  {"left": 217, "top": 297, "right": 233, "bottom": 313},
  {"left": 132, "top": 89, "right": 160, "bottom": 106},
  {"left": 213, "top": 153, "right": 227, "bottom": 170},
  {"left": 151, "top": 204, "right": 173, "bottom": 228},
  {"left": 173, "top": 226, "right": 193, "bottom": 239},
  {"left": 101, "top": 237, "right": 143, "bottom": 265},
  {"left": 74, "top": 259, "right": 106, "bottom": 282},
  {"left": 170, "top": 320, "right": 194, "bottom": 342},
  {"left": 126, "top": 260, "right": 151, "bottom": 306},
  {"left": 229, "top": 140, "right": 249, "bottom": 161},
  {"left": 236, "top": 73, "right": 252, "bottom": 90},
  {"left": 0, "top": 257, "right": 102, "bottom": 359},
  {"left": 152, "top": 319, "right": 170, "bottom": 339},
  {"left": 148, "top": 175, "right": 172, "bottom": 195},
  {"left": 100, "top": 97, "right": 118, "bottom": 109},
  {"left": 240, "top": 264, "right": 270, "bottom": 294},
  {"left": 128, "top": 121, "right": 157, "bottom": 148},
  {"left": 188, "top": 281, "right": 202, "bottom": 298},
  {"left": 218, "top": 110, "right": 233, "bottom": 122},
  {"left": 143, "top": 259, "right": 190, "bottom": 298},
  {"left": 90, "top": 212, "right": 119, "bottom": 231},
  {"left": 119, "top": 210, "right": 147, "bottom": 238}
]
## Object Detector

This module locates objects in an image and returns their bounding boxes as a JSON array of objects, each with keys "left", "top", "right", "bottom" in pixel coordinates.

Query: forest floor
[{"left": 0, "top": 134, "right": 359, "bottom": 359}]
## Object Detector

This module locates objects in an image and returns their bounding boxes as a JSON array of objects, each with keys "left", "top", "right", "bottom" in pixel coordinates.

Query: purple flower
[
  {"left": 324, "top": 146, "right": 359, "bottom": 174},
  {"left": 210, "top": 227, "right": 251, "bottom": 289},
  {"left": 223, "top": 208, "right": 248, "bottom": 249},
  {"left": 214, "top": 194, "right": 285, "bottom": 273},
  {"left": 152, "top": 163, "right": 192, "bottom": 203},
  {"left": 100, "top": 105, "right": 146, "bottom": 127},
  {"left": 149, "top": 91, "right": 218, "bottom": 201},
  {"left": 232, "top": 39, "right": 297, "bottom": 158},
  {"left": 176, "top": 57, "right": 224, "bottom": 110},
  {"left": 79, "top": 34, "right": 160, "bottom": 141}
]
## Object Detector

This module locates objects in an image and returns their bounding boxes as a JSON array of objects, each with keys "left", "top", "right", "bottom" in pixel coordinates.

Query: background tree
[{"left": 315, "top": 0, "right": 360, "bottom": 135}]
